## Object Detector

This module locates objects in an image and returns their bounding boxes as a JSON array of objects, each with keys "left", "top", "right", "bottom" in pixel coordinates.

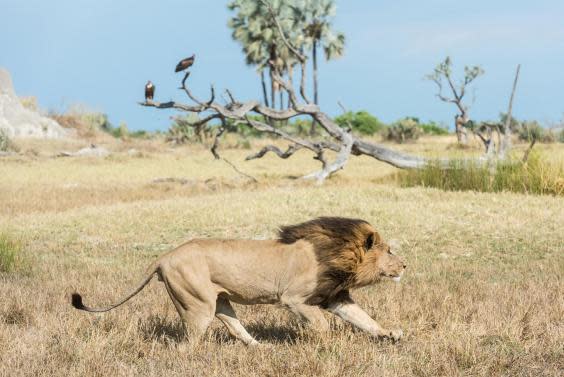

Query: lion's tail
[{"left": 71, "top": 260, "right": 160, "bottom": 313}]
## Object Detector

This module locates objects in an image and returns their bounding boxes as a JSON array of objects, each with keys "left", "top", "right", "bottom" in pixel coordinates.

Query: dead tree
[
  {"left": 499, "top": 64, "right": 521, "bottom": 159},
  {"left": 139, "top": 68, "right": 438, "bottom": 183},
  {"left": 426, "top": 57, "right": 484, "bottom": 145},
  {"left": 470, "top": 65, "right": 521, "bottom": 159}
]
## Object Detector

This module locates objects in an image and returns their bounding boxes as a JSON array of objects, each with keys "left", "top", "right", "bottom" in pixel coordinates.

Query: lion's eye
[{"left": 387, "top": 247, "right": 393, "bottom": 255}]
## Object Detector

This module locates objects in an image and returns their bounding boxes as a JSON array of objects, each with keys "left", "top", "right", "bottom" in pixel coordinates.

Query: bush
[
  {"left": 419, "top": 121, "right": 449, "bottom": 135},
  {"left": 129, "top": 130, "right": 149, "bottom": 139},
  {"left": 50, "top": 106, "right": 114, "bottom": 138},
  {"left": 168, "top": 114, "right": 201, "bottom": 144},
  {"left": 499, "top": 112, "right": 521, "bottom": 132},
  {"left": 0, "top": 234, "right": 25, "bottom": 273},
  {"left": 19, "top": 96, "right": 38, "bottom": 111},
  {"left": 398, "top": 153, "right": 563, "bottom": 196},
  {"left": 288, "top": 118, "right": 312, "bottom": 136},
  {"left": 385, "top": 118, "right": 421, "bottom": 143},
  {"left": 80, "top": 112, "right": 113, "bottom": 132},
  {"left": 110, "top": 121, "right": 129, "bottom": 139},
  {"left": 334, "top": 111, "right": 386, "bottom": 135},
  {"left": 0, "top": 129, "right": 12, "bottom": 152},
  {"left": 517, "top": 121, "right": 555, "bottom": 143},
  {"left": 559, "top": 129, "right": 564, "bottom": 143}
]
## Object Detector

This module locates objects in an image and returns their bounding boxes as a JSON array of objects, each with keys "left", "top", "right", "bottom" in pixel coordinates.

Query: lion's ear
[{"left": 364, "top": 232, "right": 381, "bottom": 251}]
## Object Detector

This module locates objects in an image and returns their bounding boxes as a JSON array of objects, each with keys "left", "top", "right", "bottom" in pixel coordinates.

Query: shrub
[
  {"left": 168, "top": 114, "right": 200, "bottom": 144},
  {"left": 80, "top": 112, "right": 113, "bottom": 132},
  {"left": 419, "top": 121, "right": 449, "bottom": 135},
  {"left": 129, "top": 130, "right": 149, "bottom": 139},
  {"left": 559, "top": 129, "right": 564, "bottom": 143},
  {"left": 517, "top": 121, "right": 555, "bottom": 143},
  {"left": 110, "top": 121, "right": 129, "bottom": 139},
  {"left": 0, "top": 129, "right": 12, "bottom": 152},
  {"left": 19, "top": 96, "right": 38, "bottom": 111},
  {"left": 398, "top": 152, "right": 563, "bottom": 196},
  {"left": 50, "top": 106, "right": 114, "bottom": 138},
  {"left": 499, "top": 112, "right": 521, "bottom": 132},
  {"left": 385, "top": 118, "right": 421, "bottom": 143},
  {"left": 334, "top": 111, "right": 386, "bottom": 135},
  {"left": 288, "top": 118, "right": 312, "bottom": 136},
  {"left": 0, "top": 234, "right": 25, "bottom": 273}
]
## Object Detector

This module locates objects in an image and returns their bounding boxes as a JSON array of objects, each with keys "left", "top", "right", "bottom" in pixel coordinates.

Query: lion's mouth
[{"left": 386, "top": 272, "right": 403, "bottom": 282}]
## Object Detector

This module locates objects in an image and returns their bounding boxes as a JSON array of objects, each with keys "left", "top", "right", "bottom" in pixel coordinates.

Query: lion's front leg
[
  {"left": 326, "top": 297, "right": 402, "bottom": 342},
  {"left": 286, "top": 303, "right": 330, "bottom": 332}
]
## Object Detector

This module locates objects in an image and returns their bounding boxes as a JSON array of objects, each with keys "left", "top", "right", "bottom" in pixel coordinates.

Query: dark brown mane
[{"left": 278, "top": 217, "right": 380, "bottom": 306}]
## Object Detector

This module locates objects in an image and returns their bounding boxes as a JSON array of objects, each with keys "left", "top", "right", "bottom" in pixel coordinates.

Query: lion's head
[{"left": 278, "top": 217, "right": 406, "bottom": 306}]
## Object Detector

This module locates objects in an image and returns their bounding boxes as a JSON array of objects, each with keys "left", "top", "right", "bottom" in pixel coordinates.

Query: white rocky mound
[{"left": 0, "top": 68, "right": 67, "bottom": 139}]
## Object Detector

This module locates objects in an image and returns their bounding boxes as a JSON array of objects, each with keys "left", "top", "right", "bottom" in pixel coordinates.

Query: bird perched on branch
[
  {"left": 175, "top": 54, "right": 195, "bottom": 73},
  {"left": 145, "top": 80, "right": 155, "bottom": 102}
]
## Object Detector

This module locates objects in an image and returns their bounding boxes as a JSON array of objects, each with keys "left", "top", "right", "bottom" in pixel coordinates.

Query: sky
[{"left": 1, "top": 0, "right": 563, "bottom": 131}]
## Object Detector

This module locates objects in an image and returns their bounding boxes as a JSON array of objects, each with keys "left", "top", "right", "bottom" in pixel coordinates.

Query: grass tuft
[
  {"left": 398, "top": 152, "right": 564, "bottom": 196},
  {"left": 0, "top": 233, "right": 27, "bottom": 273}
]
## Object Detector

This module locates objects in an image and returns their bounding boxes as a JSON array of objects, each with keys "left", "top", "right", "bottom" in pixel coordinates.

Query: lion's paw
[
  {"left": 380, "top": 328, "right": 403, "bottom": 342},
  {"left": 388, "top": 329, "right": 403, "bottom": 342}
]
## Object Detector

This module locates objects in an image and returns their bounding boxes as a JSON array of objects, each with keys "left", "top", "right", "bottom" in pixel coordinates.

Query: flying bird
[
  {"left": 145, "top": 80, "right": 155, "bottom": 102},
  {"left": 175, "top": 54, "right": 195, "bottom": 73}
]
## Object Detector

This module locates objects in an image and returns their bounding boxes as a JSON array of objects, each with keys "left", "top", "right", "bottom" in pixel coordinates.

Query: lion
[{"left": 71, "top": 217, "right": 406, "bottom": 345}]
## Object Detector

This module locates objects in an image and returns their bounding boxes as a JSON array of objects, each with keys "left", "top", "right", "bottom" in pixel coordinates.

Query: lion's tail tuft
[{"left": 71, "top": 293, "right": 85, "bottom": 310}]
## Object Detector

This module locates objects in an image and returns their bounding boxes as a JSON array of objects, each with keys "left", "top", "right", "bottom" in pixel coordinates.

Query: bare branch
[
  {"left": 246, "top": 144, "right": 302, "bottom": 160},
  {"left": 445, "top": 73, "right": 463, "bottom": 106},
  {"left": 225, "top": 89, "right": 238, "bottom": 105},
  {"left": 298, "top": 60, "right": 311, "bottom": 104},
  {"left": 522, "top": 138, "right": 536, "bottom": 163},
  {"left": 210, "top": 118, "right": 258, "bottom": 183},
  {"left": 244, "top": 115, "right": 319, "bottom": 152},
  {"left": 499, "top": 64, "right": 521, "bottom": 159},
  {"left": 303, "top": 131, "right": 354, "bottom": 183},
  {"left": 221, "top": 157, "right": 258, "bottom": 183},
  {"left": 139, "top": 100, "right": 204, "bottom": 112},
  {"left": 210, "top": 124, "right": 226, "bottom": 160},
  {"left": 207, "top": 85, "right": 216, "bottom": 106}
]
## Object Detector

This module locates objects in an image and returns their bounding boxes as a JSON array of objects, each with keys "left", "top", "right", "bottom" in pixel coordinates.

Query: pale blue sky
[{"left": 1, "top": 0, "right": 563, "bottom": 131}]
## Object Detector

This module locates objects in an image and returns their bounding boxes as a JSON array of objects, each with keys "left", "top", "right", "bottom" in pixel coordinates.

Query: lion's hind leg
[
  {"left": 215, "top": 296, "right": 258, "bottom": 346},
  {"left": 161, "top": 269, "right": 216, "bottom": 343}
]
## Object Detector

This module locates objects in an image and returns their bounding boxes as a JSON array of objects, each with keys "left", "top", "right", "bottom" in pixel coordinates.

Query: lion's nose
[{"left": 403, "top": 263, "right": 407, "bottom": 269}]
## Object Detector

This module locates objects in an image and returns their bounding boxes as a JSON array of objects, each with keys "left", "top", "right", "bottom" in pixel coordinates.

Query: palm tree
[
  {"left": 291, "top": 0, "right": 345, "bottom": 133},
  {"left": 228, "top": 1, "right": 270, "bottom": 106},
  {"left": 227, "top": 0, "right": 344, "bottom": 121},
  {"left": 227, "top": 0, "right": 297, "bottom": 110}
]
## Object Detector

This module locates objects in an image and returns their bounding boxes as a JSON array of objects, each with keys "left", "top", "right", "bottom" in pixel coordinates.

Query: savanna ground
[{"left": 1, "top": 135, "right": 563, "bottom": 376}]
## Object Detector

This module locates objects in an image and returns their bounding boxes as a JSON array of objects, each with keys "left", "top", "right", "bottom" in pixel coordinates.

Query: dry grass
[{"left": 1, "top": 136, "right": 563, "bottom": 376}]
